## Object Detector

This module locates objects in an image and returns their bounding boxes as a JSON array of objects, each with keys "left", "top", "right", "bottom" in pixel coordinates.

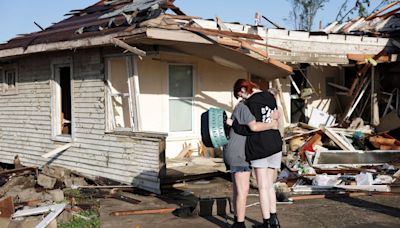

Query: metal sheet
[{"left": 313, "top": 150, "right": 400, "bottom": 169}]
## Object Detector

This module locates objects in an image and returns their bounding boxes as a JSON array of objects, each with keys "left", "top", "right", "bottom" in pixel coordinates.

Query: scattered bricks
[
  {"left": 4, "top": 185, "right": 23, "bottom": 198},
  {"left": 0, "top": 176, "right": 26, "bottom": 197},
  {"left": 8, "top": 216, "right": 42, "bottom": 228},
  {"left": 64, "top": 177, "right": 88, "bottom": 188},
  {"left": 72, "top": 177, "right": 88, "bottom": 187},
  {"left": 17, "top": 188, "right": 43, "bottom": 203},
  {"left": 22, "top": 176, "right": 36, "bottom": 189},
  {"left": 42, "top": 193, "right": 54, "bottom": 202},
  {"left": 37, "top": 174, "right": 56, "bottom": 189},
  {"left": 42, "top": 166, "right": 71, "bottom": 180},
  {"left": 64, "top": 178, "right": 73, "bottom": 188},
  {"left": 48, "top": 189, "right": 64, "bottom": 202}
]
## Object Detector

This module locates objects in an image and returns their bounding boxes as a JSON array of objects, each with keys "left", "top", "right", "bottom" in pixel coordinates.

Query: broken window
[
  {"left": 168, "top": 65, "right": 193, "bottom": 132},
  {"left": 51, "top": 64, "right": 73, "bottom": 140},
  {"left": 105, "top": 56, "right": 139, "bottom": 131},
  {"left": 1, "top": 65, "right": 18, "bottom": 95}
]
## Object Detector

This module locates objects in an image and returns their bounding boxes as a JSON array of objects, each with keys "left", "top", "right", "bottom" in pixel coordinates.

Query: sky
[{"left": 0, "top": 0, "right": 384, "bottom": 43}]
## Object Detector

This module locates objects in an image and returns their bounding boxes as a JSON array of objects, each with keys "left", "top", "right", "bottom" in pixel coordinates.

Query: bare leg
[
  {"left": 233, "top": 171, "right": 250, "bottom": 222},
  {"left": 231, "top": 173, "right": 237, "bottom": 217},
  {"left": 254, "top": 167, "right": 270, "bottom": 219},
  {"left": 267, "top": 168, "right": 278, "bottom": 213}
]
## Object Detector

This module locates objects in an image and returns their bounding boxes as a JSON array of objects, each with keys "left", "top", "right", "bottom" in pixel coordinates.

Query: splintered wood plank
[{"left": 183, "top": 26, "right": 263, "bottom": 40}]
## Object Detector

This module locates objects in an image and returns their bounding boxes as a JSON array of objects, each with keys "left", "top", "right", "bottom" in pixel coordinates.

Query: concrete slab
[{"left": 100, "top": 192, "right": 400, "bottom": 228}]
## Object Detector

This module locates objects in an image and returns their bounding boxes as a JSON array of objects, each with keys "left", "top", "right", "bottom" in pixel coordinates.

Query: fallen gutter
[{"left": 12, "top": 203, "right": 66, "bottom": 228}]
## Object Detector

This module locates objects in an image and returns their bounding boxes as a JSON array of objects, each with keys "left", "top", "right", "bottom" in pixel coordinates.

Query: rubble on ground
[{"left": 276, "top": 113, "right": 400, "bottom": 199}]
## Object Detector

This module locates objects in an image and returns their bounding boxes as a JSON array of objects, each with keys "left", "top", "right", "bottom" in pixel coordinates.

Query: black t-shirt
[{"left": 235, "top": 91, "right": 283, "bottom": 161}]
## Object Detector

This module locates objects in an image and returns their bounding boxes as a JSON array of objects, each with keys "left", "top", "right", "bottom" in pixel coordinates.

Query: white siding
[{"left": 0, "top": 49, "right": 165, "bottom": 194}]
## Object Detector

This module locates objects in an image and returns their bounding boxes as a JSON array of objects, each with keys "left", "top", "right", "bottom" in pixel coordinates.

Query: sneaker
[
  {"left": 270, "top": 213, "right": 280, "bottom": 228},
  {"left": 231, "top": 221, "right": 246, "bottom": 228}
]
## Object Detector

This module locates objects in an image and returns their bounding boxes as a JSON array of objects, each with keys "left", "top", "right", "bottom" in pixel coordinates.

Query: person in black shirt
[{"left": 231, "top": 79, "right": 282, "bottom": 228}]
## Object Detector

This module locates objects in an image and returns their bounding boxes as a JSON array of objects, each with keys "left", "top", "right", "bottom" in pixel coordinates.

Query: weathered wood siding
[{"left": 0, "top": 48, "right": 165, "bottom": 194}]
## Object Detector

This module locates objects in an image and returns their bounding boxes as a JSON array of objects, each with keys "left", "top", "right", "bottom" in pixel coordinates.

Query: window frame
[
  {"left": 104, "top": 55, "right": 140, "bottom": 132},
  {"left": 1, "top": 64, "right": 18, "bottom": 95},
  {"left": 50, "top": 57, "right": 74, "bottom": 142},
  {"left": 167, "top": 63, "right": 195, "bottom": 135}
]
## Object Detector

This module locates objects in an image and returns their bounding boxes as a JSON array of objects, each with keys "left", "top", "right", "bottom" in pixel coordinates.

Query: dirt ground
[{"left": 100, "top": 193, "right": 400, "bottom": 228}]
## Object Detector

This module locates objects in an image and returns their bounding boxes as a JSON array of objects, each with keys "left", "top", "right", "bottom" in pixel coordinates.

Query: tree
[
  {"left": 287, "top": 0, "right": 329, "bottom": 31},
  {"left": 336, "top": 0, "right": 396, "bottom": 22}
]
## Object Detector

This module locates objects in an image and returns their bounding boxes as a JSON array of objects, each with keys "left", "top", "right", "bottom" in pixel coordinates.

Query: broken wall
[{"left": 0, "top": 48, "right": 165, "bottom": 193}]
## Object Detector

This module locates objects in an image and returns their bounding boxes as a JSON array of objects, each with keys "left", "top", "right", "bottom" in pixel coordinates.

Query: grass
[{"left": 59, "top": 210, "right": 100, "bottom": 228}]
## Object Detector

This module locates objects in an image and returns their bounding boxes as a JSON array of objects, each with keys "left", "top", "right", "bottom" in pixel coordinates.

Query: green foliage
[
  {"left": 287, "top": 0, "right": 329, "bottom": 31},
  {"left": 59, "top": 210, "right": 100, "bottom": 228},
  {"left": 336, "top": 0, "right": 396, "bottom": 22}
]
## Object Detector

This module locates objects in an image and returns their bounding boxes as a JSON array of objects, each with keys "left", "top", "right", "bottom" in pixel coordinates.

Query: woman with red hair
[
  {"left": 224, "top": 79, "right": 279, "bottom": 228},
  {"left": 230, "top": 78, "right": 283, "bottom": 228}
]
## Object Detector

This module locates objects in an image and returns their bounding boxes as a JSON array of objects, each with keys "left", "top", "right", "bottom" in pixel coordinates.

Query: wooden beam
[
  {"left": 183, "top": 26, "right": 263, "bottom": 40},
  {"left": 42, "top": 143, "right": 72, "bottom": 158},
  {"left": 110, "top": 38, "right": 146, "bottom": 57},
  {"left": 261, "top": 16, "right": 284, "bottom": 29},
  {"left": 240, "top": 40, "right": 268, "bottom": 58},
  {"left": 111, "top": 208, "right": 176, "bottom": 216},
  {"left": 165, "top": 14, "right": 202, "bottom": 20},
  {"left": 165, "top": 1, "right": 186, "bottom": 15},
  {"left": 268, "top": 58, "right": 293, "bottom": 74},
  {"left": 322, "top": 127, "right": 355, "bottom": 151},
  {"left": 0, "top": 29, "right": 149, "bottom": 59},
  {"left": 215, "top": 16, "right": 230, "bottom": 31},
  {"left": 347, "top": 53, "right": 390, "bottom": 63},
  {"left": 274, "top": 78, "right": 289, "bottom": 123},
  {"left": 328, "top": 82, "right": 350, "bottom": 92},
  {"left": 365, "top": 0, "right": 400, "bottom": 21}
]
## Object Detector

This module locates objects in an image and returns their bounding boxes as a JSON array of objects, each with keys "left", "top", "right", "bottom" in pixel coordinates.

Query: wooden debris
[
  {"left": 175, "top": 142, "right": 193, "bottom": 159},
  {"left": 322, "top": 127, "right": 356, "bottom": 151},
  {"left": 111, "top": 207, "right": 176, "bottom": 216},
  {"left": 0, "top": 196, "right": 14, "bottom": 218},
  {"left": 290, "top": 192, "right": 396, "bottom": 201},
  {"left": 182, "top": 26, "right": 263, "bottom": 40},
  {"left": 109, "top": 192, "right": 141, "bottom": 205},
  {"left": 110, "top": 38, "right": 146, "bottom": 57},
  {"left": 298, "top": 133, "right": 322, "bottom": 160},
  {"left": 42, "top": 143, "right": 72, "bottom": 158},
  {"left": 274, "top": 78, "right": 289, "bottom": 123},
  {"left": 328, "top": 82, "right": 350, "bottom": 92},
  {"left": 215, "top": 16, "right": 230, "bottom": 31},
  {"left": 0, "top": 167, "right": 37, "bottom": 177},
  {"left": 365, "top": 0, "right": 400, "bottom": 21},
  {"left": 347, "top": 53, "right": 390, "bottom": 63}
]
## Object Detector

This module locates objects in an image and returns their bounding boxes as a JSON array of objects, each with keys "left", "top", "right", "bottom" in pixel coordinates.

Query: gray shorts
[{"left": 250, "top": 152, "right": 282, "bottom": 169}]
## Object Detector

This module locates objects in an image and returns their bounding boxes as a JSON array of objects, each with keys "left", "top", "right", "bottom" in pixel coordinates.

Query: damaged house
[
  {"left": 0, "top": 0, "right": 293, "bottom": 194},
  {"left": 0, "top": 0, "right": 399, "bottom": 194}
]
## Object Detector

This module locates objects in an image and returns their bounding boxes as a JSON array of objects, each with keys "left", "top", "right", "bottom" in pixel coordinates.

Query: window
[
  {"left": 168, "top": 65, "right": 193, "bottom": 132},
  {"left": 51, "top": 58, "right": 74, "bottom": 142},
  {"left": 105, "top": 56, "right": 139, "bottom": 131},
  {"left": 1, "top": 65, "right": 18, "bottom": 95}
]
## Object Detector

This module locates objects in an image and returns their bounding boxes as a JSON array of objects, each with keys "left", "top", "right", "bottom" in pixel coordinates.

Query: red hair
[{"left": 233, "top": 79, "right": 259, "bottom": 99}]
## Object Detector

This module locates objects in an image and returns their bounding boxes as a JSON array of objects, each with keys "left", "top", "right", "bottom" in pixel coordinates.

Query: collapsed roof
[
  {"left": 324, "top": 1, "right": 400, "bottom": 37},
  {"left": 0, "top": 0, "right": 293, "bottom": 80}
]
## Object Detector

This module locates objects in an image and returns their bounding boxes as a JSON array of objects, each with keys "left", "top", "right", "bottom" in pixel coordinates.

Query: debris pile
[
  {"left": 277, "top": 113, "right": 400, "bottom": 198},
  {"left": 0, "top": 164, "right": 103, "bottom": 227}
]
